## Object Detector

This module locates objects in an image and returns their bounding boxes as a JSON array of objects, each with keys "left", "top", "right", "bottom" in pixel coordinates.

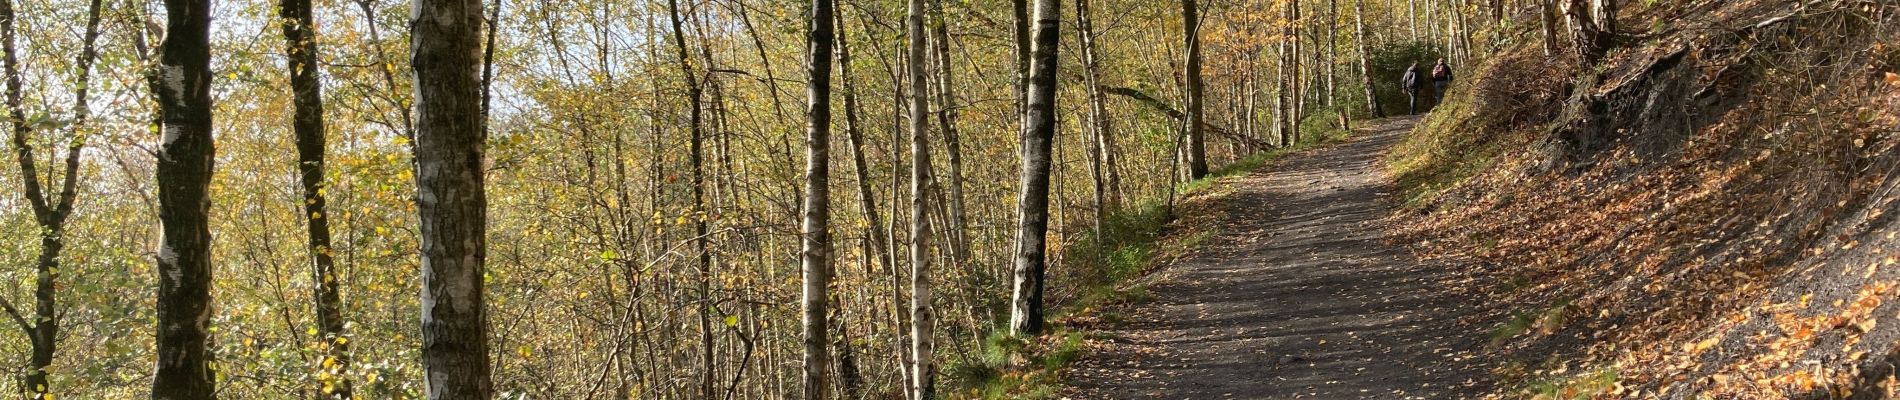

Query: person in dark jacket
[
  {"left": 1401, "top": 62, "right": 1423, "bottom": 115},
  {"left": 1430, "top": 58, "right": 1453, "bottom": 107}
]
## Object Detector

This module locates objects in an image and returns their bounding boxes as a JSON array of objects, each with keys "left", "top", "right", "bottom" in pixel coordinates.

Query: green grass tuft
[{"left": 1524, "top": 367, "right": 1618, "bottom": 399}]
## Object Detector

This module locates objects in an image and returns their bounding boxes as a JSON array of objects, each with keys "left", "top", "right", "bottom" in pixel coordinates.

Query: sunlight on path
[{"left": 1065, "top": 116, "right": 1495, "bottom": 399}]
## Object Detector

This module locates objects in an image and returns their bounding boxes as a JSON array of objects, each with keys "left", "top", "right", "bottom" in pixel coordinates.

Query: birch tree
[
  {"left": 1010, "top": 0, "right": 1062, "bottom": 336},
  {"left": 410, "top": 0, "right": 494, "bottom": 397},
  {"left": 151, "top": 0, "right": 218, "bottom": 396},
  {"left": 799, "top": 0, "right": 836, "bottom": 398},
  {"left": 1353, "top": 0, "right": 1383, "bottom": 118},
  {"left": 905, "top": 0, "right": 937, "bottom": 396}
]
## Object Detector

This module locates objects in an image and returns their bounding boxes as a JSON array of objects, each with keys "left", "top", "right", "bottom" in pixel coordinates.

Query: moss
[{"left": 1524, "top": 367, "right": 1619, "bottom": 400}]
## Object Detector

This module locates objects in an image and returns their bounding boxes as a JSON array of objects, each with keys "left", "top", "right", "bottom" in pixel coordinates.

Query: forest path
[{"left": 1064, "top": 116, "right": 1494, "bottom": 399}]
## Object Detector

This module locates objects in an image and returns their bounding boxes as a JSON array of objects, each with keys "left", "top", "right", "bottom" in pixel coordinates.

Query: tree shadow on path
[{"left": 1066, "top": 116, "right": 1497, "bottom": 399}]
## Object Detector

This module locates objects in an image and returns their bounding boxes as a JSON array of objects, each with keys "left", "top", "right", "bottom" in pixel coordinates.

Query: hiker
[
  {"left": 1430, "top": 58, "right": 1453, "bottom": 108},
  {"left": 1401, "top": 62, "right": 1423, "bottom": 115}
]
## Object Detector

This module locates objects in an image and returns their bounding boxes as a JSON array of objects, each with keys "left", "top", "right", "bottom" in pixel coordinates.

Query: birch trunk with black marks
[
  {"left": 151, "top": 0, "right": 218, "bottom": 397},
  {"left": 1077, "top": 0, "right": 1119, "bottom": 235},
  {"left": 1012, "top": 0, "right": 1030, "bottom": 125},
  {"left": 800, "top": 0, "right": 836, "bottom": 398},
  {"left": 1354, "top": 0, "right": 1384, "bottom": 118},
  {"left": 410, "top": 0, "right": 494, "bottom": 397},
  {"left": 1009, "top": 0, "right": 1060, "bottom": 337},
  {"left": 1562, "top": 0, "right": 1613, "bottom": 62},
  {"left": 905, "top": 0, "right": 937, "bottom": 395}
]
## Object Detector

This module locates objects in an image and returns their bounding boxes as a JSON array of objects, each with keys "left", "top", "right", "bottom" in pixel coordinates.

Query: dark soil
[{"left": 1064, "top": 116, "right": 1497, "bottom": 399}]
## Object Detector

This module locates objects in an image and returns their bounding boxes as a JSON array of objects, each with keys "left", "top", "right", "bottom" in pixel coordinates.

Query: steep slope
[{"left": 1389, "top": 0, "right": 1900, "bottom": 397}]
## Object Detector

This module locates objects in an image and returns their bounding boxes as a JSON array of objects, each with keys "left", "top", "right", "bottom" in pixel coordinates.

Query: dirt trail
[{"left": 1065, "top": 116, "right": 1495, "bottom": 399}]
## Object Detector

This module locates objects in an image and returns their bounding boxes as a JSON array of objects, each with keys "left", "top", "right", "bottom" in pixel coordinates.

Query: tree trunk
[
  {"left": 1353, "top": 0, "right": 1384, "bottom": 118},
  {"left": 151, "top": 0, "right": 219, "bottom": 397},
  {"left": 928, "top": 0, "right": 970, "bottom": 271},
  {"left": 1182, "top": 0, "right": 1209, "bottom": 179},
  {"left": 1077, "top": 0, "right": 1117, "bottom": 232},
  {"left": 1291, "top": 0, "right": 1306, "bottom": 144},
  {"left": 279, "top": 0, "right": 351, "bottom": 396},
  {"left": 800, "top": 0, "right": 836, "bottom": 398},
  {"left": 1591, "top": 0, "right": 1614, "bottom": 40},
  {"left": 1325, "top": 0, "right": 1338, "bottom": 108},
  {"left": 831, "top": 8, "right": 873, "bottom": 399},
  {"left": 1009, "top": 0, "right": 1060, "bottom": 336},
  {"left": 905, "top": 0, "right": 937, "bottom": 396},
  {"left": 1540, "top": 0, "right": 1558, "bottom": 55},
  {"left": 0, "top": 0, "right": 100, "bottom": 397},
  {"left": 410, "top": 0, "right": 494, "bottom": 398},
  {"left": 1242, "top": 57, "right": 1259, "bottom": 146},
  {"left": 1275, "top": 29, "right": 1290, "bottom": 147},
  {"left": 1012, "top": 0, "right": 1030, "bottom": 125},
  {"left": 663, "top": 1, "right": 719, "bottom": 397},
  {"left": 1561, "top": 0, "right": 1612, "bottom": 62},
  {"left": 1408, "top": 0, "right": 1419, "bottom": 38}
]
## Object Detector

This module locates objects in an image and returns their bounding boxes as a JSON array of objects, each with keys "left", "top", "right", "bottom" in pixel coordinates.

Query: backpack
[{"left": 1431, "top": 64, "right": 1449, "bottom": 80}]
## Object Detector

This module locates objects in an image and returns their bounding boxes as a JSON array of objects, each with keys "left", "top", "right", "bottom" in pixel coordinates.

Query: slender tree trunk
[
  {"left": 1409, "top": 0, "right": 1419, "bottom": 38},
  {"left": 1077, "top": 0, "right": 1117, "bottom": 233},
  {"left": 831, "top": 9, "right": 873, "bottom": 399},
  {"left": 279, "top": 0, "right": 351, "bottom": 396},
  {"left": 1012, "top": 0, "right": 1030, "bottom": 125},
  {"left": 1453, "top": 0, "right": 1473, "bottom": 63},
  {"left": 1325, "top": 0, "right": 1338, "bottom": 108},
  {"left": 0, "top": 0, "right": 100, "bottom": 397},
  {"left": 1182, "top": 0, "right": 1208, "bottom": 179},
  {"left": 1540, "top": 0, "right": 1558, "bottom": 56},
  {"left": 664, "top": 1, "right": 719, "bottom": 397},
  {"left": 1243, "top": 56, "right": 1259, "bottom": 145},
  {"left": 1275, "top": 27, "right": 1290, "bottom": 146},
  {"left": 1009, "top": 0, "right": 1060, "bottom": 336},
  {"left": 905, "top": 0, "right": 937, "bottom": 395},
  {"left": 1353, "top": 0, "right": 1384, "bottom": 118},
  {"left": 1290, "top": 0, "right": 1306, "bottom": 144},
  {"left": 151, "top": 0, "right": 218, "bottom": 396},
  {"left": 800, "top": 0, "right": 836, "bottom": 398},
  {"left": 927, "top": 0, "right": 970, "bottom": 270}
]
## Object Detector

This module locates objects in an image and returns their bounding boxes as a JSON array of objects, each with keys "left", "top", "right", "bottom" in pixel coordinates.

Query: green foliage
[
  {"left": 1488, "top": 300, "right": 1571, "bottom": 347},
  {"left": 945, "top": 330, "right": 1083, "bottom": 399},
  {"left": 1367, "top": 40, "right": 1448, "bottom": 116},
  {"left": 1062, "top": 200, "right": 1174, "bottom": 313},
  {"left": 1525, "top": 367, "right": 1619, "bottom": 399},
  {"left": 1298, "top": 108, "right": 1354, "bottom": 146}
]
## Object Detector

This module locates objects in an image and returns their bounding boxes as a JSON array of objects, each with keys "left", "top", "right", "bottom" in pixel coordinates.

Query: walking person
[
  {"left": 1430, "top": 58, "right": 1453, "bottom": 109},
  {"left": 1401, "top": 62, "right": 1423, "bottom": 115}
]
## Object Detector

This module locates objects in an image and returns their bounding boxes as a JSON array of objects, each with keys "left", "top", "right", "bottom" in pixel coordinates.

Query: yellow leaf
[{"left": 1693, "top": 336, "right": 1719, "bottom": 353}]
